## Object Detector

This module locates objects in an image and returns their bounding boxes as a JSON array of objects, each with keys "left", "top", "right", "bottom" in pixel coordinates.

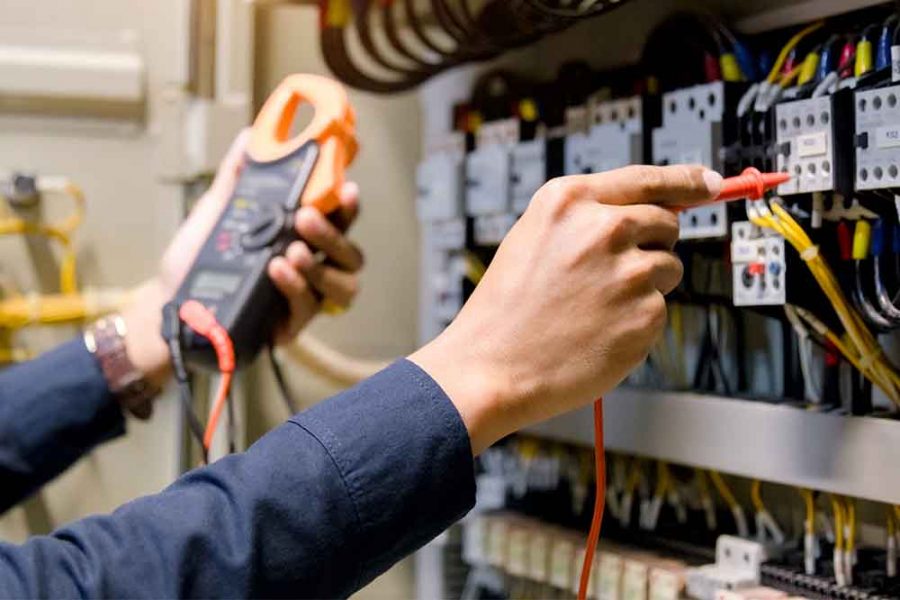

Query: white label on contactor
[
  {"left": 796, "top": 132, "right": 828, "bottom": 158},
  {"left": 876, "top": 126, "right": 900, "bottom": 149},
  {"left": 892, "top": 45, "right": 900, "bottom": 82}
]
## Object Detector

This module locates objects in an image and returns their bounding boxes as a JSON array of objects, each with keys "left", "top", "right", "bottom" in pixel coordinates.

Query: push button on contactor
[{"left": 241, "top": 204, "right": 287, "bottom": 250}]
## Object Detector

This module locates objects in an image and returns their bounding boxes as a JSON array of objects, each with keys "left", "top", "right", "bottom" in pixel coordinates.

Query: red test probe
[{"left": 577, "top": 166, "right": 791, "bottom": 600}]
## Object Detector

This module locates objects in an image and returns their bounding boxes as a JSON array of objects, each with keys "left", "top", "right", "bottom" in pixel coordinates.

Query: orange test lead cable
[
  {"left": 577, "top": 398, "right": 605, "bottom": 600},
  {"left": 178, "top": 300, "right": 236, "bottom": 452}
]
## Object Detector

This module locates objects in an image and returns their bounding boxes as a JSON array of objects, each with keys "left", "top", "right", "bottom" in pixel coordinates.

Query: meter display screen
[{"left": 190, "top": 270, "right": 243, "bottom": 300}]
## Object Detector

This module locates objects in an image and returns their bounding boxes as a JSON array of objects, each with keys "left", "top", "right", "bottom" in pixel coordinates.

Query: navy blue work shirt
[{"left": 0, "top": 338, "right": 475, "bottom": 597}]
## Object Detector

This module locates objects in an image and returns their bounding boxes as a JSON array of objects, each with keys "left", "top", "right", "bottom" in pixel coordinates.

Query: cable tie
[{"left": 801, "top": 246, "right": 820, "bottom": 261}]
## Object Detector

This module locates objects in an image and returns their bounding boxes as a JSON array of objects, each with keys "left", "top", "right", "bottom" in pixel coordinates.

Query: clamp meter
[{"left": 171, "top": 74, "right": 358, "bottom": 370}]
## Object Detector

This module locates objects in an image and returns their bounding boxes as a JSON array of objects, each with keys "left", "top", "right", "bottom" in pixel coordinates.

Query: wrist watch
[{"left": 84, "top": 314, "right": 158, "bottom": 420}]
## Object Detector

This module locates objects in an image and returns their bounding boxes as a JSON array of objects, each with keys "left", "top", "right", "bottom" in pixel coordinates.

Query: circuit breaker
[
  {"left": 510, "top": 138, "right": 547, "bottom": 213},
  {"left": 774, "top": 92, "right": 853, "bottom": 195},
  {"left": 465, "top": 143, "right": 512, "bottom": 216},
  {"left": 854, "top": 84, "right": 900, "bottom": 191},
  {"left": 416, "top": 152, "right": 464, "bottom": 222},
  {"left": 731, "top": 222, "right": 786, "bottom": 307},
  {"left": 564, "top": 120, "right": 642, "bottom": 176},
  {"left": 653, "top": 82, "right": 728, "bottom": 240}
]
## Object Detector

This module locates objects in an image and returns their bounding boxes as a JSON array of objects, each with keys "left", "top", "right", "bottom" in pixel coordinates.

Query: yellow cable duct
[
  {"left": 0, "top": 288, "right": 131, "bottom": 329},
  {"left": 0, "top": 178, "right": 85, "bottom": 295}
]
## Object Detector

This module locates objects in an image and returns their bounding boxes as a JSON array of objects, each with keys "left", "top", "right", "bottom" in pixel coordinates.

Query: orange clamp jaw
[{"left": 247, "top": 74, "right": 358, "bottom": 214}]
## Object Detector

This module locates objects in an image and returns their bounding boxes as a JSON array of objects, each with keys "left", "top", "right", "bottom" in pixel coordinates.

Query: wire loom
[{"left": 318, "top": 0, "right": 632, "bottom": 94}]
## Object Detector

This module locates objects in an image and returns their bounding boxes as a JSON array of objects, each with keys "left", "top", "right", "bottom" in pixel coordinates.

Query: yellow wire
[
  {"left": 778, "top": 64, "right": 802, "bottom": 88},
  {"left": 625, "top": 458, "right": 642, "bottom": 494},
  {"left": 708, "top": 470, "right": 739, "bottom": 509},
  {"left": 846, "top": 499, "right": 857, "bottom": 554},
  {"left": 750, "top": 480, "right": 766, "bottom": 514},
  {"left": 831, "top": 495, "right": 845, "bottom": 552},
  {"left": 655, "top": 462, "right": 671, "bottom": 497},
  {"left": 463, "top": 251, "right": 487, "bottom": 285},
  {"left": 766, "top": 21, "right": 825, "bottom": 84},
  {"left": 888, "top": 508, "right": 896, "bottom": 537},
  {"left": 755, "top": 201, "right": 900, "bottom": 407},
  {"left": 800, "top": 489, "right": 815, "bottom": 533}
]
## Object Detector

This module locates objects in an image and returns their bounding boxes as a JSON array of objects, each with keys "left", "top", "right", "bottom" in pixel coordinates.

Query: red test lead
[{"left": 716, "top": 167, "right": 791, "bottom": 201}]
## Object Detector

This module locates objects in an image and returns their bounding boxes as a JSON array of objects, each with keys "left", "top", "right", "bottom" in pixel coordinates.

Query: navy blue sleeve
[
  {"left": 0, "top": 339, "right": 125, "bottom": 514},
  {"left": 0, "top": 359, "right": 476, "bottom": 598}
]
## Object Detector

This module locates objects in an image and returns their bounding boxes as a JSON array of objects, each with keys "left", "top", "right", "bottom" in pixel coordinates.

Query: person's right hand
[{"left": 409, "top": 164, "right": 722, "bottom": 454}]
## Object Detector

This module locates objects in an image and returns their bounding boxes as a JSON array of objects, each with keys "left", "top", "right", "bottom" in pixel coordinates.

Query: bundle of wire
[
  {"left": 318, "top": 0, "right": 631, "bottom": 93},
  {"left": 747, "top": 199, "right": 900, "bottom": 407}
]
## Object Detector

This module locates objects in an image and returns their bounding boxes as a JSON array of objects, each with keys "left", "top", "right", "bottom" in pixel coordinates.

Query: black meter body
[{"left": 168, "top": 74, "right": 357, "bottom": 370}]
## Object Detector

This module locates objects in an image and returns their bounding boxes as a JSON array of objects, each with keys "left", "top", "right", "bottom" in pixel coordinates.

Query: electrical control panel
[
  {"left": 774, "top": 92, "right": 853, "bottom": 195},
  {"left": 465, "top": 143, "right": 512, "bottom": 216},
  {"left": 416, "top": 152, "right": 464, "bottom": 222},
  {"left": 564, "top": 120, "right": 642, "bottom": 176},
  {"left": 854, "top": 84, "right": 900, "bottom": 190},
  {"left": 510, "top": 138, "right": 547, "bottom": 213},
  {"left": 731, "top": 222, "right": 786, "bottom": 307},
  {"left": 566, "top": 97, "right": 644, "bottom": 177},
  {"left": 653, "top": 82, "right": 728, "bottom": 240}
]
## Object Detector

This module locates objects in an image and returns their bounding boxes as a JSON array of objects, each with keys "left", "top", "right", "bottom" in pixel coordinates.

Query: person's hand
[
  {"left": 122, "top": 131, "right": 363, "bottom": 386},
  {"left": 409, "top": 165, "right": 722, "bottom": 454}
]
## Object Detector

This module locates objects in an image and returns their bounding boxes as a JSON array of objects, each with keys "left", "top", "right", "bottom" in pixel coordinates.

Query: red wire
[
  {"left": 178, "top": 300, "right": 236, "bottom": 455},
  {"left": 203, "top": 372, "right": 234, "bottom": 450},
  {"left": 577, "top": 397, "right": 606, "bottom": 600}
]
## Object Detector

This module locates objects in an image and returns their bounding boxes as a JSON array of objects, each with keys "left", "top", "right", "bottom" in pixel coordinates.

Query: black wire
[
  {"left": 225, "top": 385, "right": 236, "bottom": 455},
  {"left": 269, "top": 345, "right": 299, "bottom": 415},
  {"left": 163, "top": 301, "right": 208, "bottom": 465},
  {"left": 177, "top": 378, "right": 208, "bottom": 465}
]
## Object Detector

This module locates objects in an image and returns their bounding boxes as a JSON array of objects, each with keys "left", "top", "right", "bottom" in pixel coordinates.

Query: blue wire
[
  {"left": 877, "top": 23, "right": 892, "bottom": 70},
  {"left": 872, "top": 219, "right": 885, "bottom": 257},
  {"left": 733, "top": 40, "right": 756, "bottom": 81}
]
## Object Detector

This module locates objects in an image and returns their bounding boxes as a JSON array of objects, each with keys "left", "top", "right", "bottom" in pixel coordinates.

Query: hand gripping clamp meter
[{"left": 170, "top": 74, "right": 358, "bottom": 370}]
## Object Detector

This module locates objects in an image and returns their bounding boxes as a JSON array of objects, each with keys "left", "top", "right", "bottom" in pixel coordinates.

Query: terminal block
[
  {"left": 774, "top": 90, "right": 854, "bottom": 195},
  {"left": 731, "top": 222, "right": 787, "bottom": 307},
  {"left": 653, "top": 82, "right": 742, "bottom": 240},
  {"left": 854, "top": 84, "right": 900, "bottom": 191}
]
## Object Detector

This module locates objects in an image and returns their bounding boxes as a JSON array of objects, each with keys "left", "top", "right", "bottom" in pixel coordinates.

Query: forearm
[
  {"left": 0, "top": 360, "right": 475, "bottom": 598},
  {"left": 0, "top": 338, "right": 125, "bottom": 513}
]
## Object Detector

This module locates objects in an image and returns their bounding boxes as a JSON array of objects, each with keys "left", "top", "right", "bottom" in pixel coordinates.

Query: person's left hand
[{"left": 123, "top": 130, "right": 363, "bottom": 386}]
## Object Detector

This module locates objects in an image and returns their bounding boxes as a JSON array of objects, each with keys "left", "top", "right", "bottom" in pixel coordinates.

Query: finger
[
  {"left": 284, "top": 240, "right": 315, "bottom": 271},
  {"left": 612, "top": 204, "right": 680, "bottom": 250},
  {"left": 303, "top": 263, "right": 359, "bottom": 308},
  {"left": 295, "top": 207, "right": 364, "bottom": 272},
  {"left": 644, "top": 249, "right": 684, "bottom": 295},
  {"left": 268, "top": 256, "right": 320, "bottom": 327},
  {"left": 329, "top": 181, "right": 360, "bottom": 233},
  {"left": 566, "top": 164, "right": 722, "bottom": 208}
]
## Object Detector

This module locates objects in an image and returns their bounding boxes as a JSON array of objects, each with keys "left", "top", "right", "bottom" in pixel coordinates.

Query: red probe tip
[{"left": 716, "top": 167, "right": 790, "bottom": 201}]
